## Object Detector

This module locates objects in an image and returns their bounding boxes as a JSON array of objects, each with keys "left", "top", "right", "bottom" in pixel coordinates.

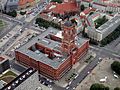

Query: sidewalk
[{"left": 39, "top": 84, "right": 52, "bottom": 90}]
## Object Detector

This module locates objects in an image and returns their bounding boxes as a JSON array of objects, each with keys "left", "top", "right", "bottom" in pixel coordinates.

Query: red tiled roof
[
  {"left": 82, "top": 0, "right": 93, "bottom": 2},
  {"left": 91, "top": 13, "right": 100, "bottom": 19},
  {"left": 19, "top": 0, "right": 34, "bottom": 6},
  {"left": 82, "top": 7, "right": 96, "bottom": 15},
  {"left": 93, "top": 2, "right": 107, "bottom": 7},
  {"left": 102, "top": 0, "right": 108, "bottom": 1},
  {"left": 46, "top": 2, "right": 79, "bottom": 15},
  {"left": 108, "top": 3, "right": 120, "bottom": 7},
  {"left": 0, "top": 57, "right": 4, "bottom": 62},
  {"left": 40, "top": 13, "right": 49, "bottom": 19},
  {"left": 93, "top": 2, "right": 120, "bottom": 7}
]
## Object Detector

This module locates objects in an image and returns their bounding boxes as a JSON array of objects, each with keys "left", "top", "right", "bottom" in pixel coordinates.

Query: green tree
[
  {"left": 80, "top": 4, "right": 85, "bottom": 11},
  {"left": 105, "top": 87, "right": 110, "bottom": 90},
  {"left": 35, "top": 17, "right": 61, "bottom": 29},
  {"left": 51, "top": 0, "right": 62, "bottom": 3},
  {"left": 111, "top": 61, "right": 120, "bottom": 75},
  {"left": 89, "top": 12, "right": 94, "bottom": 15},
  {"left": 90, "top": 83, "right": 109, "bottom": 90},
  {"left": 20, "top": 11, "right": 26, "bottom": 15},
  {"left": 114, "top": 87, "right": 120, "bottom": 90},
  {"left": 94, "top": 15, "right": 108, "bottom": 29},
  {"left": 7, "top": 10, "right": 17, "bottom": 17}
]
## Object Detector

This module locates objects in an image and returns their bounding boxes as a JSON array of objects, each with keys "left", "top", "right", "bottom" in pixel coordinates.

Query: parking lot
[
  {"left": 15, "top": 1, "right": 48, "bottom": 23},
  {"left": 39, "top": 75, "right": 53, "bottom": 90},
  {"left": 4, "top": 29, "right": 39, "bottom": 58},
  {"left": 0, "top": 25, "right": 22, "bottom": 54},
  {"left": 0, "top": 18, "right": 14, "bottom": 38},
  {"left": 76, "top": 58, "right": 120, "bottom": 90}
]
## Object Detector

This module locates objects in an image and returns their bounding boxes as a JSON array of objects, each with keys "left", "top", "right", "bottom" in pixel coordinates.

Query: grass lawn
[
  {"left": 2, "top": 77, "right": 15, "bottom": 83},
  {"left": 0, "top": 20, "right": 5, "bottom": 29},
  {"left": 0, "top": 70, "right": 17, "bottom": 79},
  {"left": 94, "top": 16, "right": 108, "bottom": 29},
  {"left": 0, "top": 70, "right": 17, "bottom": 83}
]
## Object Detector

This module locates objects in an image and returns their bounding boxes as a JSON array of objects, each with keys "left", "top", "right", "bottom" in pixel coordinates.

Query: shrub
[
  {"left": 90, "top": 83, "right": 109, "bottom": 90},
  {"left": 7, "top": 10, "right": 17, "bottom": 17},
  {"left": 114, "top": 87, "right": 120, "bottom": 90},
  {"left": 111, "top": 61, "right": 120, "bottom": 75},
  {"left": 20, "top": 11, "right": 26, "bottom": 15}
]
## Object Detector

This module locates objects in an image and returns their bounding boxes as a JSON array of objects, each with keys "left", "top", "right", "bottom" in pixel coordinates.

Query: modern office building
[
  {"left": 15, "top": 21, "right": 89, "bottom": 80},
  {"left": 92, "top": 2, "right": 120, "bottom": 12},
  {"left": 0, "top": 57, "right": 10, "bottom": 74}
]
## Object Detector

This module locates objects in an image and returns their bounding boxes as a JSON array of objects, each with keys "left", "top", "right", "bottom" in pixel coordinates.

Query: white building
[
  {"left": 87, "top": 15, "right": 120, "bottom": 41},
  {"left": 92, "top": 2, "right": 107, "bottom": 11},
  {"left": 77, "top": 0, "right": 120, "bottom": 12},
  {"left": 92, "top": 2, "right": 120, "bottom": 12}
]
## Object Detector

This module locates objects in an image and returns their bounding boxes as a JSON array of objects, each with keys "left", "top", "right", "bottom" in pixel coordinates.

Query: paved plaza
[{"left": 76, "top": 58, "right": 120, "bottom": 90}]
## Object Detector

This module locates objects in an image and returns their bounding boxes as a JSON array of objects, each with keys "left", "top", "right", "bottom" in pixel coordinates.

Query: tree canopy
[
  {"left": 7, "top": 10, "right": 17, "bottom": 17},
  {"left": 114, "top": 87, "right": 120, "bottom": 90},
  {"left": 20, "top": 11, "right": 26, "bottom": 15},
  {"left": 51, "top": 0, "right": 62, "bottom": 3},
  {"left": 90, "top": 83, "right": 109, "bottom": 90},
  {"left": 81, "top": 4, "right": 85, "bottom": 11},
  {"left": 35, "top": 17, "right": 61, "bottom": 29},
  {"left": 111, "top": 61, "right": 120, "bottom": 75}
]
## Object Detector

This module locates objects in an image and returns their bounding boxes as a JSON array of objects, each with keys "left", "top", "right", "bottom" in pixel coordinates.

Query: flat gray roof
[
  {"left": 16, "top": 27, "right": 88, "bottom": 69},
  {"left": 97, "top": 15, "right": 120, "bottom": 32},
  {"left": 7, "top": 0, "right": 19, "bottom": 6},
  {"left": 0, "top": 80, "right": 5, "bottom": 89}
]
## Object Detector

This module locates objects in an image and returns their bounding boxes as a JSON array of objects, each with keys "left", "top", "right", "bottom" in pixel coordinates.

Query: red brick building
[
  {"left": 43, "top": 1, "right": 79, "bottom": 18},
  {"left": 15, "top": 22, "right": 89, "bottom": 80}
]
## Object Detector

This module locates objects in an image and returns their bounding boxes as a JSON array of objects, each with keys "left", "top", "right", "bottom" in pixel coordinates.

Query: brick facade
[{"left": 15, "top": 41, "right": 89, "bottom": 80}]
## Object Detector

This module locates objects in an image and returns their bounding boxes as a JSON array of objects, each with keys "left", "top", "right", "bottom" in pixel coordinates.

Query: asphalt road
[
  {"left": 0, "top": 32, "right": 20, "bottom": 54},
  {"left": 52, "top": 45, "right": 120, "bottom": 90},
  {"left": 90, "top": 46, "right": 120, "bottom": 59},
  {"left": 105, "top": 36, "right": 120, "bottom": 55},
  {"left": 0, "top": 1, "right": 47, "bottom": 55},
  {"left": 0, "top": 16, "right": 17, "bottom": 39},
  {"left": 68, "top": 50, "right": 102, "bottom": 90}
]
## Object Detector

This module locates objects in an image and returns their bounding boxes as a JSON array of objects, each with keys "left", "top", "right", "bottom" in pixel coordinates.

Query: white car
[
  {"left": 68, "top": 81, "right": 72, "bottom": 85},
  {"left": 48, "top": 85, "right": 51, "bottom": 88},
  {"left": 73, "top": 87, "right": 75, "bottom": 89},
  {"left": 99, "top": 57, "right": 102, "bottom": 60},
  {"left": 113, "top": 74, "right": 119, "bottom": 79},
  {"left": 74, "top": 74, "right": 78, "bottom": 79},
  {"left": 66, "top": 86, "right": 69, "bottom": 89}
]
